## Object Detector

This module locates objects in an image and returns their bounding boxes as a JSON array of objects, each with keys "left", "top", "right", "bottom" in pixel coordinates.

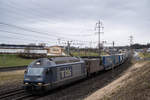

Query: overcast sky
[{"left": 0, "top": 0, "right": 150, "bottom": 47}]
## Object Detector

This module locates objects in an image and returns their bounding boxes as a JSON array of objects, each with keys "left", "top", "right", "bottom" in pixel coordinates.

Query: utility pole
[
  {"left": 89, "top": 41, "right": 92, "bottom": 56},
  {"left": 112, "top": 41, "right": 115, "bottom": 78},
  {"left": 112, "top": 41, "right": 115, "bottom": 48},
  {"left": 95, "top": 20, "right": 104, "bottom": 56},
  {"left": 129, "top": 35, "right": 133, "bottom": 47},
  {"left": 129, "top": 35, "right": 134, "bottom": 56},
  {"left": 67, "top": 41, "right": 72, "bottom": 56},
  {"left": 57, "top": 38, "right": 61, "bottom": 46},
  {"left": 112, "top": 41, "right": 115, "bottom": 54}
]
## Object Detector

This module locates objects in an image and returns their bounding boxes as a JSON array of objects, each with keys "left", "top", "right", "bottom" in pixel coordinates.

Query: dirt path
[
  {"left": 85, "top": 61, "right": 150, "bottom": 100},
  {"left": 0, "top": 70, "right": 24, "bottom": 91}
]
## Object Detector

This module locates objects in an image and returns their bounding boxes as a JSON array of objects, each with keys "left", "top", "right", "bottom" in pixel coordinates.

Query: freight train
[{"left": 23, "top": 52, "right": 129, "bottom": 93}]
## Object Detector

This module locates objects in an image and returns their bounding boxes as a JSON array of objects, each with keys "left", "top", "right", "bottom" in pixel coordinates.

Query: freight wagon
[
  {"left": 118, "top": 54, "right": 124, "bottom": 64},
  {"left": 102, "top": 55, "right": 113, "bottom": 70},
  {"left": 113, "top": 55, "right": 120, "bottom": 65},
  {"left": 84, "top": 58, "right": 103, "bottom": 76}
]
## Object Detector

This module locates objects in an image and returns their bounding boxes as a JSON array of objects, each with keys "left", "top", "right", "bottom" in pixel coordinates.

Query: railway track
[
  {"left": 0, "top": 66, "right": 27, "bottom": 72},
  {"left": 0, "top": 87, "right": 22, "bottom": 95},
  {"left": 12, "top": 93, "right": 33, "bottom": 100},
  {"left": 0, "top": 87, "right": 33, "bottom": 100}
]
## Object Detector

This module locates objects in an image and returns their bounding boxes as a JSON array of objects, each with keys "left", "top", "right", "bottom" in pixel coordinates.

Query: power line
[
  {"left": 0, "top": 31, "right": 58, "bottom": 44},
  {"left": 1, "top": 1, "right": 97, "bottom": 39},
  {"left": 1, "top": 1, "right": 48, "bottom": 22},
  {"left": 0, "top": 22, "right": 59, "bottom": 39},
  {"left": 0, "top": 1, "right": 100, "bottom": 47},
  {"left": 0, "top": 22, "right": 96, "bottom": 43},
  {"left": 1, "top": 1, "right": 99, "bottom": 45},
  {"left": 0, "top": 29, "right": 97, "bottom": 47},
  {"left": 1, "top": 1, "right": 95, "bottom": 38},
  {"left": 0, "top": 29, "right": 57, "bottom": 41}
]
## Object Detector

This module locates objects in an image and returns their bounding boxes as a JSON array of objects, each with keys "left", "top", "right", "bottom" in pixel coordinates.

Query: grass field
[
  {"left": 138, "top": 52, "right": 150, "bottom": 58},
  {"left": 0, "top": 52, "right": 108, "bottom": 67},
  {"left": 71, "top": 51, "right": 108, "bottom": 56},
  {"left": 0, "top": 54, "right": 34, "bottom": 67}
]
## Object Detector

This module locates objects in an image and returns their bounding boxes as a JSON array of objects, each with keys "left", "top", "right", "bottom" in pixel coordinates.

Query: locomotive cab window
[{"left": 27, "top": 68, "right": 44, "bottom": 76}]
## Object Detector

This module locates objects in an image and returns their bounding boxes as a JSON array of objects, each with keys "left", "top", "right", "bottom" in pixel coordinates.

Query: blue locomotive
[
  {"left": 24, "top": 57, "right": 87, "bottom": 92},
  {"left": 23, "top": 52, "right": 129, "bottom": 93}
]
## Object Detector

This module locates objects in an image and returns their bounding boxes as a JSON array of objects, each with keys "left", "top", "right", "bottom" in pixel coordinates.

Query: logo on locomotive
[{"left": 60, "top": 66, "right": 72, "bottom": 79}]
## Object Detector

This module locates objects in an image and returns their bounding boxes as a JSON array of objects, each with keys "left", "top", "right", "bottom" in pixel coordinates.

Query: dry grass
[
  {"left": 0, "top": 70, "right": 24, "bottom": 86},
  {"left": 85, "top": 61, "right": 150, "bottom": 100},
  {"left": 139, "top": 52, "right": 150, "bottom": 58}
]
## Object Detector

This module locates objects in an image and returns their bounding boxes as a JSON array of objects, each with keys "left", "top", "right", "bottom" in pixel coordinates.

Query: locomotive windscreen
[{"left": 27, "top": 67, "right": 44, "bottom": 76}]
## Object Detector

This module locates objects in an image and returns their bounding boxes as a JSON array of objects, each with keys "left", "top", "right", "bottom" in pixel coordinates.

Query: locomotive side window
[{"left": 60, "top": 70, "right": 65, "bottom": 79}]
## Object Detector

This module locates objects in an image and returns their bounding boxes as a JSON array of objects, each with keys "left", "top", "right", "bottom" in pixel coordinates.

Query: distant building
[
  {"left": 0, "top": 44, "right": 44, "bottom": 49},
  {"left": 0, "top": 44, "right": 66, "bottom": 56},
  {"left": 47, "top": 46, "right": 66, "bottom": 56},
  {"left": 0, "top": 44, "right": 46, "bottom": 54}
]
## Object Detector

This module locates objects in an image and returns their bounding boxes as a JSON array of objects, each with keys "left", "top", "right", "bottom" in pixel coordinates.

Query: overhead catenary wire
[
  {"left": 1, "top": 0, "right": 49, "bottom": 22},
  {"left": 0, "top": 22, "right": 59, "bottom": 39},
  {"left": 0, "top": 1, "right": 98, "bottom": 47},
  {"left": 1, "top": 1, "right": 96, "bottom": 38},
  {"left": 0, "top": 29, "right": 57, "bottom": 41},
  {"left": 0, "top": 29, "right": 97, "bottom": 47},
  {"left": 0, "top": 22, "right": 96, "bottom": 43},
  {"left": 0, "top": 32, "right": 57, "bottom": 44}
]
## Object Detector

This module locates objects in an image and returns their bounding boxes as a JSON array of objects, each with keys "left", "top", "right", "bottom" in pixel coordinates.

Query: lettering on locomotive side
[{"left": 60, "top": 66, "right": 72, "bottom": 79}]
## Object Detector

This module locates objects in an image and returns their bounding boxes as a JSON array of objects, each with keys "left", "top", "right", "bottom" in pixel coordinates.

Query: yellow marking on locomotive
[
  {"left": 60, "top": 68, "right": 72, "bottom": 78},
  {"left": 65, "top": 69, "right": 71, "bottom": 77}
]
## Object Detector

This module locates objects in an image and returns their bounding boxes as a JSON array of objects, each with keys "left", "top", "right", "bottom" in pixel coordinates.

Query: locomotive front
[{"left": 23, "top": 58, "right": 55, "bottom": 92}]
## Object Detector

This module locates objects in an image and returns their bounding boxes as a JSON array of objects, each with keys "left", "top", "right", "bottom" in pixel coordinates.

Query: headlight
[
  {"left": 38, "top": 83, "right": 43, "bottom": 86},
  {"left": 37, "top": 77, "right": 43, "bottom": 81},
  {"left": 25, "top": 83, "right": 29, "bottom": 85},
  {"left": 24, "top": 78, "right": 30, "bottom": 81}
]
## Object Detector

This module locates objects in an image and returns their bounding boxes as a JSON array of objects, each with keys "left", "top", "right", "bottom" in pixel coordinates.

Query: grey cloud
[{"left": 0, "top": 0, "right": 150, "bottom": 46}]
